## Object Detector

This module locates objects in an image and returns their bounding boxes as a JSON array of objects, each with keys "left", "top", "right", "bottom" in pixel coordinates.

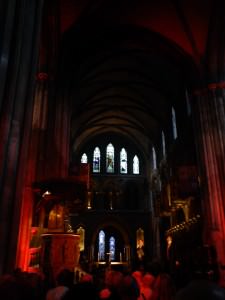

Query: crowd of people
[{"left": 0, "top": 260, "right": 225, "bottom": 300}]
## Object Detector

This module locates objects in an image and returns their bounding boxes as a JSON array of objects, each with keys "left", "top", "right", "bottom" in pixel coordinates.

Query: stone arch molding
[{"left": 90, "top": 217, "right": 130, "bottom": 251}]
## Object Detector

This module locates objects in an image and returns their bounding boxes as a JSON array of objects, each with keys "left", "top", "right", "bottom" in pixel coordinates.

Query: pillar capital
[{"left": 193, "top": 81, "right": 225, "bottom": 96}]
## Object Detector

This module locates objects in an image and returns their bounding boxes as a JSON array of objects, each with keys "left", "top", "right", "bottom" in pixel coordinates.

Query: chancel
[{"left": 1, "top": 0, "right": 225, "bottom": 291}]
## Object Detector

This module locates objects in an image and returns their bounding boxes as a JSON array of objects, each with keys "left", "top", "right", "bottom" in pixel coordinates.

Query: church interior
[{"left": 1, "top": 0, "right": 225, "bottom": 288}]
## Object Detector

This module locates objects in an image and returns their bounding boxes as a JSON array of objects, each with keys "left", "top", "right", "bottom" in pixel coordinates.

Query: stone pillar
[
  {"left": 16, "top": 0, "right": 71, "bottom": 270},
  {"left": 193, "top": 85, "right": 225, "bottom": 286},
  {"left": 0, "top": 0, "right": 43, "bottom": 274},
  {"left": 152, "top": 215, "right": 161, "bottom": 260},
  {"left": 30, "top": 72, "right": 49, "bottom": 181},
  {"left": 37, "top": 0, "right": 70, "bottom": 179},
  {"left": 191, "top": 0, "right": 225, "bottom": 285},
  {"left": 124, "top": 245, "right": 130, "bottom": 263},
  {"left": 16, "top": 187, "right": 34, "bottom": 271}
]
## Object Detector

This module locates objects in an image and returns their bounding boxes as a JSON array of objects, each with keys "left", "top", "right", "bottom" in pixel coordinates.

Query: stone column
[
  {"left": 37, "top": 0, "right": 70, "bottom": 179},
  {"left": 193, "top": 85, "right": 225, "bottom": 286},
  {"left": 0, "top": 0, "right": 43, "bottom": 274},
  {"left": 191, "top": 0, "right": 225, "bottom": 285}
]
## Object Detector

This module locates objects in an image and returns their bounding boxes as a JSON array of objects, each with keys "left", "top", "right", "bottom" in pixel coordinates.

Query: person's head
[
  {"left": 0, "top": 274, "right": 35, "bottom": 300},
  {"left": 80, "top": 273, "right": 93, "bottom": 283},
  {"left": 121, "top": 275, "right": 140, "bottom": 300},
  {"left": 64, "top": 281, "right": 100, "bottom": 300},
  {"left": 132, "top": 271, "right": 143, "bottom": 287},
  {"left": 104, "top": 270, "right": 124, "bottom": 290},
  {"left": 146, "top": 260, "right": 163, "bottom": 276},
  {"left": 142, "top": 273, "right": 155, "bottom": 288},
  {"left": 56, "top": 268, "right": 74, "bottom": 288}
]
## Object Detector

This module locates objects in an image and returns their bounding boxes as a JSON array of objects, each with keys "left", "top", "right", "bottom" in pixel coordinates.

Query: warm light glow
[
  {"left": 77, "top": 226, "right": 85, "bottom": 251},
  {"left": 31, "top": 228, "right": 37, "bottom": 235},
  {"left": 167, "top": 235, "right": 172, "bottom": 246},
  {"left": 137, "top": 239, "right": 144, "bottom": 248},
  {"left": 136, "top": 228, "right": 144, "bottom": 249},
  {"left": 42, "top": 190, "right": 51, "bottom": 197}
]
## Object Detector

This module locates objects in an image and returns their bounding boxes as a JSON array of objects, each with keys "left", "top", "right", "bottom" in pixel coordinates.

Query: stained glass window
[
  {"left": 93, "top": 147, "right": 100, "bottom": 173},
  {"left": 106, "top": 143, "right": 114, "bottom": 173},
  {"left": 185, "top": 89, "right": 191, "bottom": 116},
  {"left": 133, "top": 155, "right": 139, "bottom": 174},
  {"left": 172, "top": 107, "right": 178, "bottom": 139},
  {"left": 81, "top": 153, "right": 88, "bottom": 163},
  {"left": 109, "top": 236, "right": 115, "bottom": 261},
  {"left": 152, "top": 146, "right": 157, "bottom": 169},
  {"left": 98, "top": 230, "right": 105, "bottom": 260},
  {"left": 120, "top": 148, "right": 127, "bottom": 174}
]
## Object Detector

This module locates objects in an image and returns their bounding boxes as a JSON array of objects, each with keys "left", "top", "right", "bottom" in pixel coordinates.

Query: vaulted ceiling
[{"left": 44, "top": 0, "right": 213, "bottom": 160}]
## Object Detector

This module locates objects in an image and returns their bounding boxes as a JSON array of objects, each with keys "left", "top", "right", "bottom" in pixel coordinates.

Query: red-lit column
[
  {"left": 16, "top": 0, "right": 71, "bottom": 270},
  {"left": 17, "top": 0, "right": 63, "bottom": 271},
  {"left": 193, "top": 84, "right": 225, "bottom": 286},
  {"left": 0, "top": 0, "right": 43, "bottom": 274},
  {"left": 16, "top": 187, "right": 34, "bottom": 271},
  {"left": 16, "top": 73, "right": 49, "bottom": 270},
  {"left": 192, "top": 0, "right": 225, "bottom": 285}
]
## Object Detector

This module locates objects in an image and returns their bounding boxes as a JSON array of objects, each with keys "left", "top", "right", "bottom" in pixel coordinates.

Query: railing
[{"left": 27, "top": 247, "right": 41, "bottom": 272}]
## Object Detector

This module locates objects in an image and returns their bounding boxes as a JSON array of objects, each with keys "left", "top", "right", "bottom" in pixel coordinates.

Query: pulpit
[{"left": 41, "top": 233, "right": 80, "bottom": 279}]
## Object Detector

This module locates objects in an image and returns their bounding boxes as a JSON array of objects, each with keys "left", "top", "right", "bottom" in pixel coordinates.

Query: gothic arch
[{"left": 91, "top": 217, "right": 130, "bottom": 247}]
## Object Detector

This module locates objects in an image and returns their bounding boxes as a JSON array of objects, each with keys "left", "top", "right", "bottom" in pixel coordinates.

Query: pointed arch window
[
  {"left": 93, "top": 147, "right": 101, "bottom": 173},
  {"left": 152, "top": 146, "right": 157, "bottom": 169},
  {"left": 98, "top": 230, "right": 105, "bottom": 260},
  {"left": 81, "top": 153, "right": 88, "bottom": 163},
  {"left": 172, "top": 107, "right": 178, "bottom": 139},
  {"left": 106, "top": 143, "right": 114, "bottom": 173},
  {"left": 162, "top": 131, "right": 166, "bottom": 157},
  {"left": 109, "top": 236, "right": 115, "bottom": 261},
  {"left": 185, "top": 89, "right": 191, "bottom": 116},
  {"left": 133, "top": 155, "right": 139, "bottom": 174},
  {"left": 120, "top": 148, "right": 127, "bottom": 174}
]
